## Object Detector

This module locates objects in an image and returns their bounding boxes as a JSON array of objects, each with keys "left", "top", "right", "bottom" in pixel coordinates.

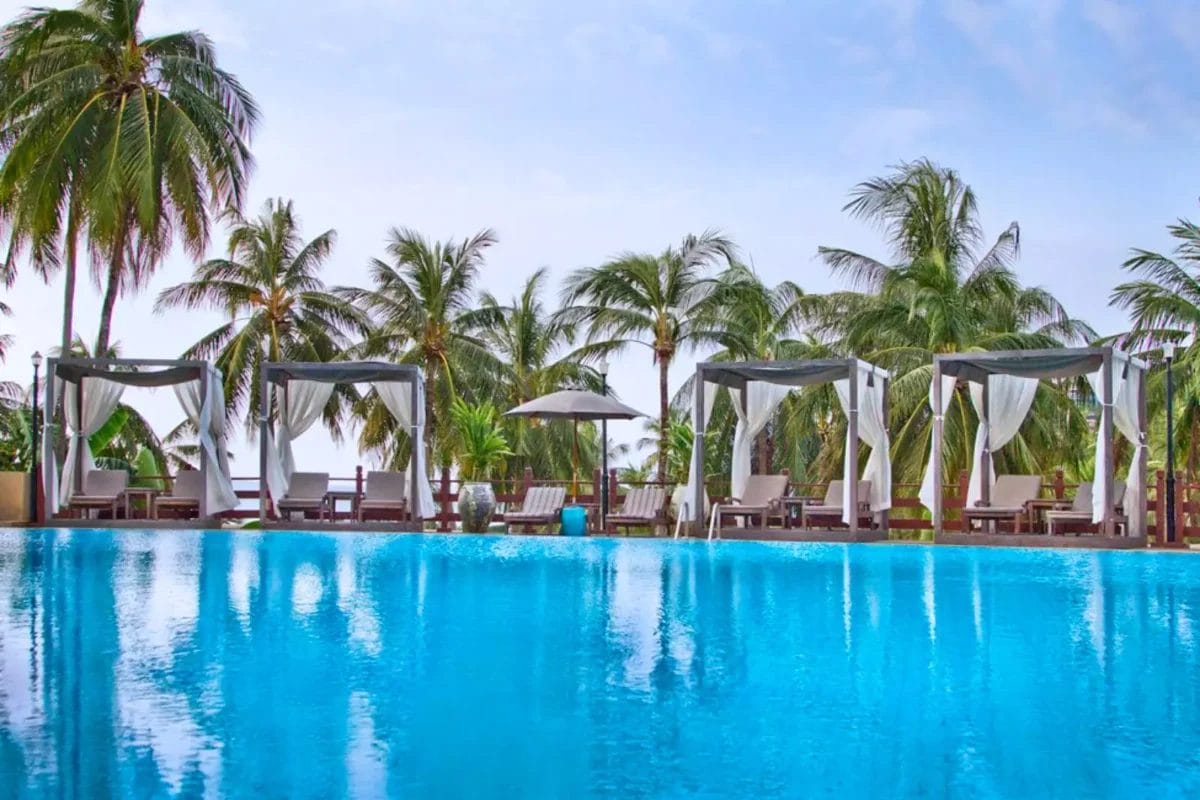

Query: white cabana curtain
[
  {"left": 173, "top": 370, "right": 238, "bottom": 514},
  {"left": 728, "top": 382, "right": 793, "bottom": 501},
  {"left": 1086, "top": 357, "right": 1145, "bottom": 535},
  {"left": 57, "top": 378, "right": 126, "bottom": 507},
  {"left": 965, "top": 375, "right": 1039, "bottom": 506},
  {"left": 376, "top": 380, "right": 437, "bottom": 518},
  {"left": 680, "top": 381, "right": 718, "bottom": 522},
  {"left": 919, "top": 374, "right": 958, "bottom": 512},
  {"left": 834, "top": 366, "right": 891, "bottom": 525},
  {"left": 265, "top": 379, "right": 334, "bottom": 501}
]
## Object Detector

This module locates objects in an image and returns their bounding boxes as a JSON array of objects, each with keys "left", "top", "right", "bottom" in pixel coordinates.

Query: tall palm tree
[
  {"left": 813, "top": 161, "right": 1095, "bottom": 484},
  {"left": 155, "top": 199, "right": 367, "bottom": 436},
  {"left": 338, "top": 227, "right": 499, "bottom": 467},
  {"left": 1111, "top": 215, "right": 1200, "bottom": 474},
  {"left": 0, "top": 0, "right": 258, "bottom": 355},
  {"left": 561, "top": 230, "right": 737, "bottom": 482},
  {"left": 471, "top": 267, "right": 601, "bottom": 480}
]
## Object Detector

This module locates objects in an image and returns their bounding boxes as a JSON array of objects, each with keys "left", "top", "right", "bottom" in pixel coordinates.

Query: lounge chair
[
  {"left": 505, "top": 486, "right": 567, "bottom": 533},
  {"left": 708, "top": 474, "right": 790, "bottom": 540},
  {"left": 67, "top": 469, "right": 129, "bottom": 520},
  {"left": 1045, "top": 481, "right": 1127, "bottom": 535},
  {"left": 275, "top": 472, "right": 331, "bottom": 521},
  {"left": 800, "top": 480, "right": 873, "bottom": 529},
  {"left": 153, "top": 470, "right": 204, "bottom": 519},
  {"left": 962, "top": 474, "right": 1042, "bottom": 533},
  {"left": 357, "top": 471, "right": 408, "bottom": 522},
  {"left": 607, "top": 486, "right": 666, "bottom": 533}
]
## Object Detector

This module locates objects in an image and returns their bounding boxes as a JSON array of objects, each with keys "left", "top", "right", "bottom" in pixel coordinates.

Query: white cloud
[
  {"left": 839, "top": 106, "right": 938, "bottom": 159},
  {"left": 1081, "top": 0, "right": 1139, "bottom": 55}
]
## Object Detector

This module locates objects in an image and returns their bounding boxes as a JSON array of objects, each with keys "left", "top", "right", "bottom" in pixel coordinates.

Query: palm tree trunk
[
  {"left": 657, "top": 355, "right": 670, "bottom": 483},
  {"left": 60, "top": 207, "right": 79, "bottom": 355},
  {"left": 756, "top": 428, "right": 770, "bottom": 474},
  {"left": 94, "top": 223, "right": 128, "bottom": 356}
]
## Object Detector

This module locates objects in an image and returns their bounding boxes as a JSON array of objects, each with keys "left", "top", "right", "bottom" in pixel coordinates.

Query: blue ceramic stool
[{"left": 560, "top": 505, "right": 588, "bottom": 536}]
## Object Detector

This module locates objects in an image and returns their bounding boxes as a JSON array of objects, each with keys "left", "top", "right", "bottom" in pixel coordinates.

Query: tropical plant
[
  {"left": 561, "top": 230, "right": 738, "bottom": 482},
  {"left": 155, "top": 199, "right": 368, "bottom": 435},
  {"left": 0, "top": 0, "right": 258, "bottom": 355},
  {"left": 449, "top": 399, "right": 512, "bottom": 482},
  {"left": 340, "top": 228, "right": 499, "bottom": 467},
  {"left": 811, "top": 160, "right": 1095, "bottom": 485},
  {"left": 1111, "top": 215, "right": 1200, "bottom": 473}
]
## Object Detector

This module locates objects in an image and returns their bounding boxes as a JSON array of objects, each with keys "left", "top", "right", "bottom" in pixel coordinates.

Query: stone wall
[{"left": 0, "top": 472, "right": 30, "bottom": 523}]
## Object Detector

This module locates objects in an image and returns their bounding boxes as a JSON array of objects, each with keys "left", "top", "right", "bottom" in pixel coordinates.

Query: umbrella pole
[{"left": 572, "top": 419, "right": 579, "bottom": 501}]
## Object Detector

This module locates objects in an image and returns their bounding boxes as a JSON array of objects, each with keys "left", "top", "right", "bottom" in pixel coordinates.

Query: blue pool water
[{"left": 1, "top": 530, "right": 1199, "bottom": 798}]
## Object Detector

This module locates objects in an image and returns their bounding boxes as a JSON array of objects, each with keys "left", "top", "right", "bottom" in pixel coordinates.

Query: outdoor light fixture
[
  {"left": 29, "top": 351, "right": 42, "bottom": 524},
  {"left": 598, "top": 359, "right": 610, "bottom": 527}
]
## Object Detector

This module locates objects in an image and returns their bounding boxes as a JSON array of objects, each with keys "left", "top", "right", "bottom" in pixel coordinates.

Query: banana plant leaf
[
  {"left": 89, "top": 407, "right": 130, "bottom": 455},
  {"left": 131, "top": 446, "right": 167, "bottom": 489}
]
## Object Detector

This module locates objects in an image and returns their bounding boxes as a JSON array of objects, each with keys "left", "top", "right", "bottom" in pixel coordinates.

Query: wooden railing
[{"left": 188, "top": 465, "right": 1189, "bottom": 546}]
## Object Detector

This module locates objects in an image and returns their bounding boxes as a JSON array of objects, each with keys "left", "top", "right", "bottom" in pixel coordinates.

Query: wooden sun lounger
[
  {"left": 67, "top": 469, "right": 129, "bottom": 520},
  {"left": 800, "top": 479, "right": 872, "bottom": 529},
  {"left": 505, "top": 486, "right": 567, "bottom": 532},
  {"left": 708, "top": 474, "right": 790, "bottom": 540},
  {"left": 963, "top": 475, "right": 1042, "bottom": 533},
  {"left": 607, "top": 486, "right": 666, "bottom": 533},
  {"left": 1045, "top": 480, "right": 1127, "bottom": 535},
  {"left": 357, "top": 471, "right": 409, "bottom": 522},
  {"left": 153, "top": 470, "right": 204, "bottom": 519},
  {"left": 276, "top": 472, "right": 331, "bottom": 521}
]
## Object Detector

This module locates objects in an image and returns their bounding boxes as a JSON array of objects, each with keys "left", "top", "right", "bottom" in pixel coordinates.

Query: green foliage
[
  {"left": 88, "top": 406, "right": 129, "bottom": 454},
  {"left": 157, "top": 199, "right": 369, "bottom": 436},
  {"left": 0, "top": 0, "right": 259, "bottom": 353},
  {"left": 449, "top": 399, "right": 512, "bottom": 482}
]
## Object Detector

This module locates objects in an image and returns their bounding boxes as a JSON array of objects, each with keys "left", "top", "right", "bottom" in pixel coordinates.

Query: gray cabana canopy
[
  {"left": 687, "top": 359, "right": 892, "bottom": 533},
  {"left": 44, "top": 357, "right": 238, "bottom": 519},
  {"left": 927, "top": 347, "right": 1149, "bottom": 538},
  {"left": 257, "top": 361, "right": 434, "bottom": 522}
]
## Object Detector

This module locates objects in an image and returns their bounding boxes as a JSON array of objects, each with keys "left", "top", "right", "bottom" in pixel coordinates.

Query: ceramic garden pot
[{"left": 457, "top": 482, "right": 497, "bottom": 533}]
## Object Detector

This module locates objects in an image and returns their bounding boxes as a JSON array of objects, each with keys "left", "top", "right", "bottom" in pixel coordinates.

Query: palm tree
[
  {"left": 338, "top": 227, "right": 499, "bottom": 467},
  {"left": 470, "top": 267, "right": 601, "bottom": 479},
  {"left": 1111, "top": 215, "right": 1200, "bottom": 474},
  {"left": 0, "top": 0, "right": 258, "bottom": 355},
  {"left": 813, "top": 160, "right": 1095, "bottom": 485},
  {"left": 155, "top": 199, "right": 367, "bottom": 436},
  {"left": 561, "top": 230, "right": 737, "bottom": 482}
]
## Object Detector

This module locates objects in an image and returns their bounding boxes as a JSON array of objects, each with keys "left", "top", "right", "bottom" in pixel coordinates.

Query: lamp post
[
  {"left": 29, "top": 351, "right": 42, "bottom": 524},
  {"left": 599, "top": 359, "right": 610, "bottom": 529},
  {"left": 1164, "top": 341, "right": 1177, "bottom": 544}
]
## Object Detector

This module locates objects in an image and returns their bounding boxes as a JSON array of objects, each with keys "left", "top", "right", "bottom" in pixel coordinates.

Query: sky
[{"left": 2, "top": 0, "right": 1199, "bottom": 478}]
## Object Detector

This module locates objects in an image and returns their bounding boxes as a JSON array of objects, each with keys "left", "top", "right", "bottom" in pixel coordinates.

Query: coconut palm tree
[
  {"left": 155, "top": 199, "right": 367, "bottom": 436},
  {"left": 1111, "top": 215, "right": 1200, "bottom": 474},
  {"left": 561, "top": 230, "right": 737, "bottom": 483},
  {"left": 470, "top": 267, "right": 602, "bottom": 479},
  {"left": 813, "top": 160, "right": 1095, "bottom": 485},
  {"left": 0, "top": 0, "right": 258, "bottom": 355},
  {"left": 338, "top": 227, "right": 499, "bottom": 467}
]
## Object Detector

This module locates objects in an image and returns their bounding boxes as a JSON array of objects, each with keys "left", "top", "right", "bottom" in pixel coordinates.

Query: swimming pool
[{"left": 0, "top": 529, "right": 1198, "bottom": 798}]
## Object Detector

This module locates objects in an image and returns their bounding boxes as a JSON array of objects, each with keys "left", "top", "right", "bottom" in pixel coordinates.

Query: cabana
[
  {"left": 257, "top": 361, "right": 435, "bottom": 529},
  {"left": 684, "top": 359, "right": 892, "bottom": 539},
  {"left": 920, "top": 347, "right": 1147, "bottom": 542},
  {"left": 42, "top": 357, "right": 238, "bottom": 524}
]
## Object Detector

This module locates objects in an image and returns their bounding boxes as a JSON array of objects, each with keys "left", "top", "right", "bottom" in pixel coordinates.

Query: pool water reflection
[{"left": 0, "top": 530, "right": 1198, "bottom": 798}]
